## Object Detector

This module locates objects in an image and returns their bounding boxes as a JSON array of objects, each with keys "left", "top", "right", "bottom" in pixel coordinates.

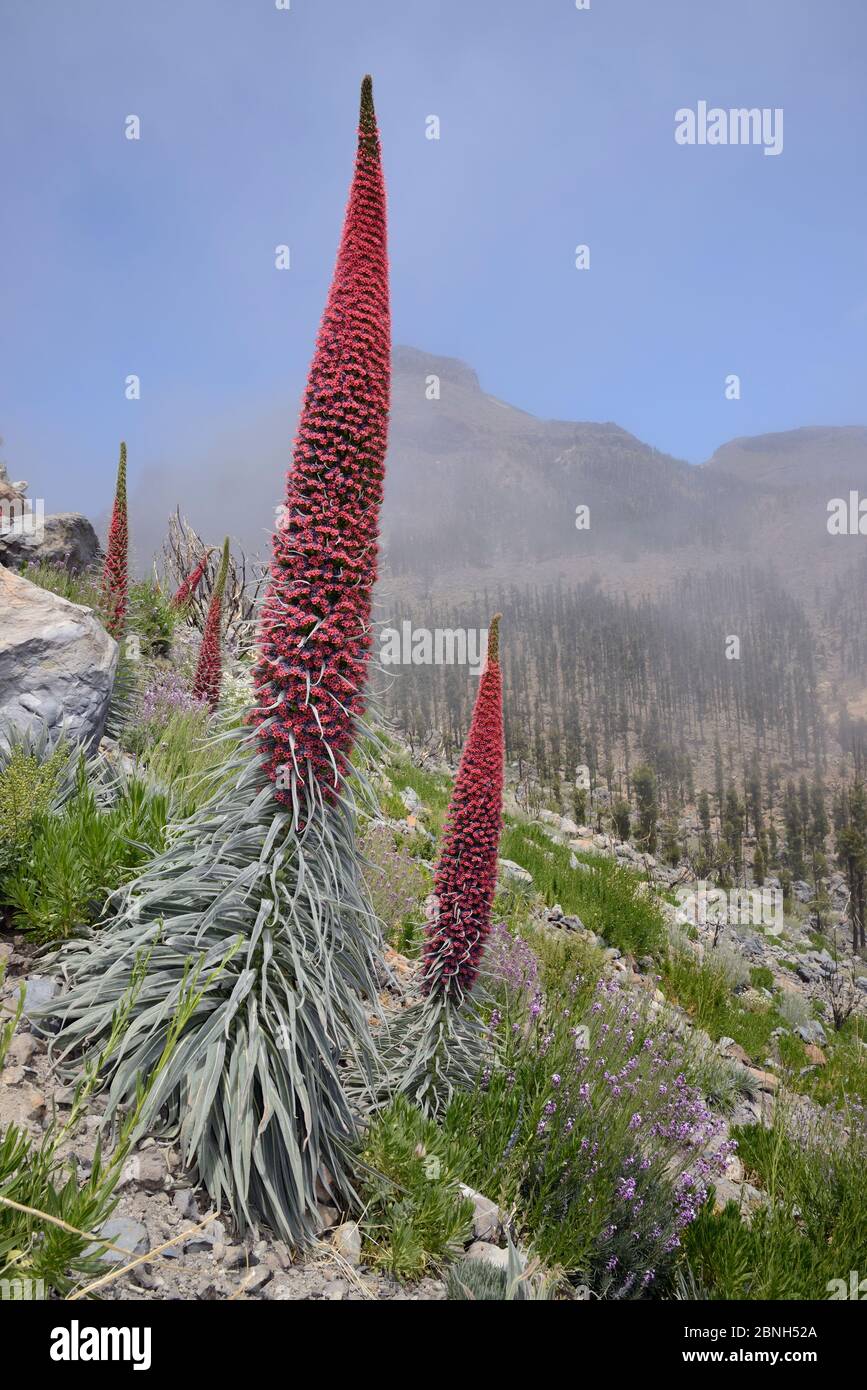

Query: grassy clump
[
  {"left": 785, "top": 1015, "right": 867, "bottom": 1110},
  {"left": 377, "top": 757, "right": 453, "bottom": 840},
  {"left": 662, "top": 938, "right": 783, "bottom": 1063},
  {"left": 359, "top": 1095, "right": 474, "bottom": 1279},
  {"left": 127, "top": 705, "right": 232, "bottom": 819},
  {"left": 499, "top": 820, "right": 665, "bottom": 959},
  {"left": 18, "top": 561, "right": 102, "bottom": 609},
  {"left": 446, "top": 1241, "right": 557, "bottom": 1300},
  {"left": 684, "top": 1109, "right": 867, "bottom": 1299},
  {"left": 0, "top": 740, "right": 70, "bottom": 880},
  {"left": 2, "top": 763, "right": 168, "bottom": 940},
  {"left": 750, "top": 965, "right": 774, "bottom": 991},
  {"left": 0, "top": 949, "right": 229, "bottom": 1298}
]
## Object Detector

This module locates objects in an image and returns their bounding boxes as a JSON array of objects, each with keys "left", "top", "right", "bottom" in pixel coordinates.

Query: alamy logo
[
  {"left": 380, "top": 622, "right": 489, "bottom": 676},
  {"left": 49, "top": 1320, "right": 152, "bottom": 1371},
  {"left": 827, "top": 492, "right": 867, "bottom": 535},
  {"left": 827, "top": 1271, "right": 867, "bottom": 1299},
  {"left": 0, "top": 495, "right": 45, "bottom": 541},
  {"left": 674, "top": 882, "right": 783, "bottom": 935},
  {"left": 0, "top": 1276, "right": 45, "bottom": 1300},
  {"left": 675, "top": 102, "right": 783, "bottom": 156}
]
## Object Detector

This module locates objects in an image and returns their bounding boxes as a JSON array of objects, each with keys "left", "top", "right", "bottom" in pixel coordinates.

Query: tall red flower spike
[
  {"left": 251, "top": 75, "right": 390, "bottom": 805},
  {"left": 172, "top": 547, "right": 213, "bottom": 609},
  {"left": 102, "top": 442, "right": 129, "bottom": 639},
  {"left": 422, "top": 616, "right": 505, "bottom": 998},
  {"left": 192, "top": 538, "right": 229, "bottom": 710}
]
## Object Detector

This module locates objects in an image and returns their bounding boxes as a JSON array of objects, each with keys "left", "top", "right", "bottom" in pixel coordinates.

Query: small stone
[
  {"left": 331, "top": 1221, "right": 362, "bottom": 1266},
  {"left": 172, "top": 1188, "right": 198, "bottom": 1220},
  {"left": 238, "top": 1265, "right": 272, "bottom": 1295},
  {"left": 725, "top": 1153, "right": 745, "bottom": 1182},
  {"left": 458, "top": 1185, "right": 504, "bottom": 1243},
  {"left": 119, "top": 1150, "right": 168, "bottom": 1192},
  {"left": 464, "top": 1240, "right": 509, "bottom": 1270},
  {"left": 6, "top": 1032, "right": 37, "bottom": 1066},
  {"left": 87, "top": 1217, "right": 149, "bottom": 1265},
  {"left": 270, "top": 1241, "right": 292, "bottom": 1270},
  {"left": 184, "top": 1220, "right": 225, "bottom": 1254},
  {"left": 747, "top": 1067, "right": 779, "bottom": 1093},
  {"left": 497, "top": 858, "right": 533, "bottom": 885},
  {"left": 321, "top": 1278, "right": 347, "bottom": 1300},
  {"left": 264, "top": 1274, "right": 298, "bottom": 1301},
  {"left": 400, "top": 786, "right": 422, "bottom": 815},
  {"left": 22, "top": 975, "right": 58, "bottom": 1014},
  {"left": 315, "top": 1203, "right": 339, "bottom": 1232}
]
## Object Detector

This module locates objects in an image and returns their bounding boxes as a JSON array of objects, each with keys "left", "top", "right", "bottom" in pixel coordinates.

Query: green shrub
[
  {"left": 750, "top": 965, "right": 774, "bottom": 991},
  {"left": 128, "top": 579, "right": 178, "bottom": 658},
  {"left": 683, "top": 1107, "right": 867, "bottom": 1299},
  {"left": 443, "top": 971, "right": 734, "bottom": 1296},
  {"left": 2, "top": 764, "right": 168, "bottom": 940},
  {"left": 359, "top": 1096, "right": 473, "bottom": 1279},
  {"left": 0, "top": 740, "right": 70, "bottom": 880}
]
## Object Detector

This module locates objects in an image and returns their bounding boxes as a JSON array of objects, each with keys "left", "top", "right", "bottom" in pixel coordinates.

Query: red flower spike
[
  {"left": 101, "top": 442, "right": 129, "bottom": 639},
  {"left": 422, "top": 616, "right": 505, "bottom": 999},
  {"left": 192, "top": 537, "right": 230, "bottom": 711},
  {"left": 251, "top": 75, "right": 390, "bottom": 805},
  {"left": 172, "top": 548, "right": 213, "bottom": 609}
]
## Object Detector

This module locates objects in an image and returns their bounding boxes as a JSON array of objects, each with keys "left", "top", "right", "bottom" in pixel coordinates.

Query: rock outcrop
[
  {"left": 0, "top": 511, "right": 101, "bottom": 573},
  {"left": 0, "top": 462, "right": 100, "bottom": 573},
  {"left": 0, "top": 567, "right": 117, "bottom": 751}
]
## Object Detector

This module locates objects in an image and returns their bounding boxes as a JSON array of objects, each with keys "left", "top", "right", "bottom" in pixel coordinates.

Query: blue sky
[{"left": 2, "top": 0, "right": 865, "bottom": 525}]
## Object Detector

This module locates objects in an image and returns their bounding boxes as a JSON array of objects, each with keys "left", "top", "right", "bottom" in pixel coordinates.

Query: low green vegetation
[
  {"left": 684, "top": 1111, "right": 867, "bottom": 1300},
  {"left": 1, "top": 762, "right": 168, "bottom": 940},
  {"left": 18, "top": 561, "right": 102, "bottom": 609},
  {"left": 662, "top": 941, "right": 783, "bottom": 1063},
  {"left": 499, "top": 821, "right": 665, "bottom": 958},
  {"left": 359, "top": 1096, "right": 473, "bottom": 1279}
]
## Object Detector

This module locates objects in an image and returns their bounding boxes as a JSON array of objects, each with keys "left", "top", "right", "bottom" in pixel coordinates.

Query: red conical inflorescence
[
  {"left": 102, "top": 442, "right": 129, "bottom": 638},
  {"left": 422, "top": 616, "right": 505, "bottom": 999},
  {"left": 172, "top": 548, "right": 213, "bottom": 609},
  {"left": 192, "top": 538, "right": 230, "bottom": 710},
  {"left": 251, "top": 75, "right": 390, "bottom": 805}
]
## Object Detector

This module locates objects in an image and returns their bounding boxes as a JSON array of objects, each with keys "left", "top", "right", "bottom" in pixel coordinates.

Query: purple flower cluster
[
  {"left": 487, "top": 971, "right": 735, "bottom": 1297},
  {"left": 137, "top": 669, "right": 208, "bottom": 729},
  {"left": 483, "top": 921, "right": 540, "bottom": 998}
]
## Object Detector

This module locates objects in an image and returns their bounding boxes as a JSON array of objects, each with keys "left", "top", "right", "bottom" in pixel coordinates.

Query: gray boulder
[
  {"left": 0, "top": 567, "right": 117, "bottom": 751},
  {"left": 796, "top": 1019, "right": 827, "bottom": 1046},
  {"left": 0, "top": 511, "right": 100, "bottom": 574}
]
